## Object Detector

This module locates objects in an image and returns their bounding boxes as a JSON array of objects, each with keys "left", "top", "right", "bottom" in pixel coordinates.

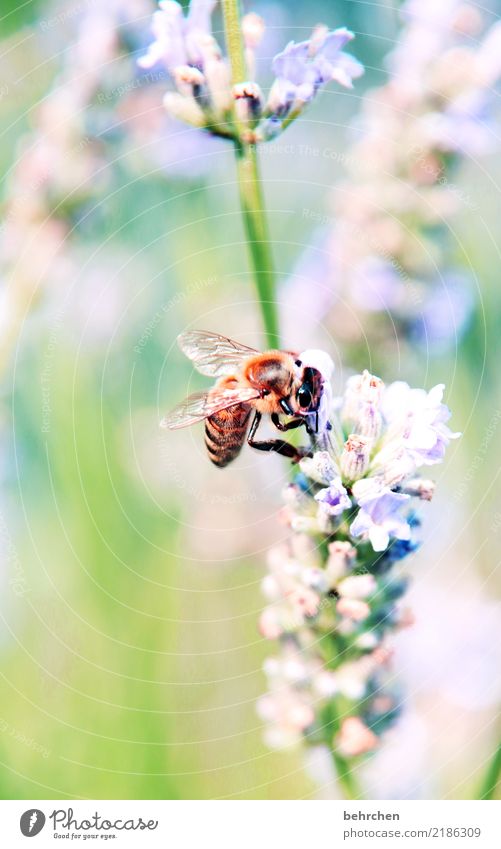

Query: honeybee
[{"left": 161, "top": 330, "right": 333, "bottom": 467}]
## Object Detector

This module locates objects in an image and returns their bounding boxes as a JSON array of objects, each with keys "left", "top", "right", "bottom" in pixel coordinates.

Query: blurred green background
[{"left": 0, "top": 0, "right": 500, "bottom": 799}]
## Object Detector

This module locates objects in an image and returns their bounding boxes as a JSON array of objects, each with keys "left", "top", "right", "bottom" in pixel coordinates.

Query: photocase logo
[
  {"left": 18, "top": 806, "right": 158, "bottom": 838},
  {"left": 20, "top": 809, "right": 46, "bottom": 837}
]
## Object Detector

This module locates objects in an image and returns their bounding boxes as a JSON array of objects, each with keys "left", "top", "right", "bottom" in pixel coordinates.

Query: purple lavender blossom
[
  {"left": 351, "top": 486, "right": 411, "bottom": 552},
  {"left": 138, "top": 0, "right": 216, "bottom": 72},
  {"left": 315, "top": 478, "right": 351, "bottom": 517},
  {"left": 314, "top": 30, "right": 366, "bottom": 88},
  {"left": 271, "top": 41, "right": 318, "bottom": 106},
  {"left": 381, "top": 382, "right": 460, "bottom": 466},
  {"left": 270, "top": 27, "right": 363, "bottom": 112}
]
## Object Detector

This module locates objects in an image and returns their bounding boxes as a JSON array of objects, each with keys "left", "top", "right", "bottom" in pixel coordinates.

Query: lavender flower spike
[
  {"left": 258, "top": 363, "right": 459, "bottom": 796},
  {"left": 139, "top": 4, "right": 363, "bottom": 142},
  {"left": 310, "top": 1, "right": 501, "bottom": 352}
]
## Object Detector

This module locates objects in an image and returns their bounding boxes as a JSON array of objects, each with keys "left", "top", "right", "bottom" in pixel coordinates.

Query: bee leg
[
  {"left": 270, "top": 413, "right": 304, "bottom": 433},
  {"left": 248, "top": 413, "right": 311, "bottom": 462}
]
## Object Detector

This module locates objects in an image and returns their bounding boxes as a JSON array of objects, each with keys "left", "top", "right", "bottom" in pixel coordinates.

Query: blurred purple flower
[
  {"left": 280, "top": 229, "right": 337, "bottom": 347},
  {"left": 399, "top": 0, "right": 464, "bottom": 34},
  {"left": 351, "top": 257, "right": 404, "bottom": 312},
  {"left": 320, "top": 0, "right": 500, "bottom": 354},
  {"left": 410, "top": 272, "right": 474, "bottom": 350},
  {"left": 147, "top": 117, "right": 226, "bottom": 177},
  {"left": 428, "top": 91, "right": 498, "bottom": 157}
]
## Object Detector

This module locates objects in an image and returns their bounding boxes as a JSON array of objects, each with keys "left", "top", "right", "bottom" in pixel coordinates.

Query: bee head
[
  {"left": 294, "top": 366, "right": 319, "bottom": 413},
  {"left": 294, "top": 349, "right": 335, "bottom": 418}
]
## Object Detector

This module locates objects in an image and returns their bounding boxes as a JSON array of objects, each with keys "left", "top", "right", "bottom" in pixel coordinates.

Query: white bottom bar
[{"left": 2, "top": 799, "right": 500, "bottom": 848}]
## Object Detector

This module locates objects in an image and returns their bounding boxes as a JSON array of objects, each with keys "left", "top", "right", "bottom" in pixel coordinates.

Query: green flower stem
[
  {"left": 478, "top": 739, "right": 501, "bottom": 800},
  {"left": 332, "top": 750, "right": 362, "bottom": 801},
  {"left": 221, "top": 0, "right": 247, "bottom": 85},
  {"left": 325, "top": 671, "right": 364, "bottom": 801},
  {"left": 234, "top": 142, "right": 280, "bottom": 347},
  {"left": 222, "top": 0, "right": 280, "bottom": 348}
]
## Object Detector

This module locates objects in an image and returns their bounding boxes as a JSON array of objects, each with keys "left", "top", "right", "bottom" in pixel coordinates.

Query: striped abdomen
[{"left": 205, "top": 404, "right": 252, "bottom": 467}]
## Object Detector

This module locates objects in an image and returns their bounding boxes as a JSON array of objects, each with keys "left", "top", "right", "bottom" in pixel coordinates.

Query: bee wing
[
  {"left": 177, "top": 330, "right": 259, "bottom": 377},
  {"left": 161, "top": 387, "right": 260, "bottom": 430}
]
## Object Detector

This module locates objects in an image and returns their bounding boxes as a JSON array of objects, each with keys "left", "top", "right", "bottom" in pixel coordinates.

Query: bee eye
[{"left": 297, "top": 386, "right": 312, "bottom": 409}]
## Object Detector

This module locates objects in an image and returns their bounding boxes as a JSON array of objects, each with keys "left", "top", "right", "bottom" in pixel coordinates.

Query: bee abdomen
[{"left": 205, "top": 406, "right": 251, "bottom": 467}]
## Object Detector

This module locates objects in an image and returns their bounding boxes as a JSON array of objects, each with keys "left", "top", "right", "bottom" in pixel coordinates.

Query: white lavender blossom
[{"left": 258, "top": 365, "right": 459, "bottom": 790}]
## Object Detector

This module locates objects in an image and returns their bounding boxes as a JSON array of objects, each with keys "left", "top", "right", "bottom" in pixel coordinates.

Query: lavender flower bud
[
  {"left": 336, "top": 597, "right": 371, "bottom": 622},
  {"left": 291, "top": 515, "right": 320, "bottom": 534},
  {"left": 354, "top": 631, "right": 380, "bottom": 650},
  {"left": 301, "top": 567, "right": 329, "bottom": 593},
  {"left": 242, "top": 13, "right": 265, "bottom": 50},
  {"left": 325, "top": 541, "right": 356, "bottom": 585},
  {"left": 314, "top": 671, "right": 338, "bottom": 698},
  {"left": 373, "top": 447, "right": 416, "bottom": 487},
  {"left": 173, "top": 65, "right": 206, "bottom": 89},
  {"left": 291, "top": 533, "right": 318, "bottom": 566},
  {"left": 286, "top": 586, "right": 320, "bottom": 620},
  {"left": 403, "top": 478, "right": 436, "bottom": 500},
  {"left": 259, "top": 607, "right": 283, "bottom": 640},
  {"left": 242, "top": 12, "right": 265, "bottom": 80},
  {"left": 282, "top": 482, "right": 307, "bottom": 509},
  {"left": 340, "top": 434, "right": 371, "bottom": 481},
  {"left": 338, "top": 573, "right": 377, "bottom": 599},
  {"left": 356, "top": 401, "right": 382, "bottom": 439},
  {"left": 300, "top": 451, "right": 338, "bottom": 485},
  {"left": 163, "top": 92, "right": 205, "bottom": 127},
  {"left": 233, "top": 82, "right": 264, "bottom": 123},
  {"left": 335, "top": 656, "right": 377, "bottom": 699},
  {"left": 261, "top": 574, "right": 280, "bottom": 601},
  {"left": 203, "top": 55, "right": 232, "bottom": 116},
  {"left": 342, "top": 370, "right": 384, "bottom": 425},
  {"left": 336, "top": 717, "right": 379, "bottom": 757}
]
